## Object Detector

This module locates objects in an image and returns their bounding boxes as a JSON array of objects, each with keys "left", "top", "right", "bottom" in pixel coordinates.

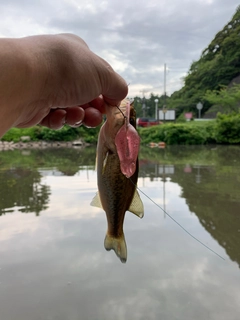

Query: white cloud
[{"left": 0, "top": 0, "right": 239, "bottom": 96}]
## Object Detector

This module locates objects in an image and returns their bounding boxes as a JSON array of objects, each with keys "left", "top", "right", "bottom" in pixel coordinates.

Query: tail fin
[{"left": 104, "top": 233, "right": 127, "bottom": 263}]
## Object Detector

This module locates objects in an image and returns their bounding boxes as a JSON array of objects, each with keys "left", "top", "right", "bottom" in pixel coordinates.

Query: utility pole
[
  {"left": 139, "top": 89, "right": 149, "bottom": 117},
  {"left": 139, "top": 89, "right": 148, "bottom": 97},
  {"left": 163, "top": 63, "right": 167, "bottom": 122},
  {"left": 164, "top": 63, "right": 167, "bottom": 106}
]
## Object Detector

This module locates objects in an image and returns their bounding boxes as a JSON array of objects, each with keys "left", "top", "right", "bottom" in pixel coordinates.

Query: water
[{"left": 0, "top": 145, "right": 239, "bottom": 320}]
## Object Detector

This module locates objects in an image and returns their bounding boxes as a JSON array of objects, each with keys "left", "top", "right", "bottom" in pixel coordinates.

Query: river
[{"left": 0, "top": 145, "right": 239, "bottom": 320}]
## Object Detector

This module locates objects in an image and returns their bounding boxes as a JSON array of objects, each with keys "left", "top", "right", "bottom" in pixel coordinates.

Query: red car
[{"left": 136, "top": 118, "right": 162, "bottom": 127}]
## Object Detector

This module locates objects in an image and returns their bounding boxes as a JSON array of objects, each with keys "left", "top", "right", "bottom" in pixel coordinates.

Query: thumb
[
  {"left": 95, "top": 57, "right": 128, "bottom": 106},
  {"left": 103, "top": 72, "right": 128, "bottom": 106}
]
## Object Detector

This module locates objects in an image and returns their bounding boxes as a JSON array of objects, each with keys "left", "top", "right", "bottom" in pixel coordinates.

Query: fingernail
[
  {"left": 71, "top": 120, "right": 83, "bottom": 128},
  {"left": 62, "top": 116, "right": 66, "bottom": 125}
]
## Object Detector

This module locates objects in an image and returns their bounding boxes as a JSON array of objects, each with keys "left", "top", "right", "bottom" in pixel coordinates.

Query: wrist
[{"left": 0, "top": 38, "right": 34, "bottom": 135}]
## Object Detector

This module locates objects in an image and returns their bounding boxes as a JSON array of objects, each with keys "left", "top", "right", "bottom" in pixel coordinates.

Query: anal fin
[{"left": 128, "top": 189, "right": 144, "bottom": 218}]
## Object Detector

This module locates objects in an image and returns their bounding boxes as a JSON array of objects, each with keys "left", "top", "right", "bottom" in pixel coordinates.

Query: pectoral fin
[
  {"left": 90, "top": 192, "right": 103, "bottom": 209},
  {"left": 128, "top": 189, "right": 144, "bottom": 218}
]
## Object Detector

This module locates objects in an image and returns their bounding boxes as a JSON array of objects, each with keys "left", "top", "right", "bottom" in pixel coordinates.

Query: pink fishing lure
[{"left": 115, "top": 101, "right": 140, "bottom": 178}]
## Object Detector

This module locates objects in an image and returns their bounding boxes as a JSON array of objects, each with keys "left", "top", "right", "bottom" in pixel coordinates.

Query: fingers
[
  {"left": 40, "top": 109, "right": 66, "bottom": 129},
  {"left": 39, "top": 107, "right": 82, "bottom": 129},
  {"left": 82, "top": 107, "right": 103, "bottom": 127},
  {"left": 39, "top": 105, "right": 103, "bottom": 129},
  {"left": 65, "top": 106, "right": 85, "bottom": 126},
  {"left": 81, "top": 96, "right": 106, "bottom": 114}
]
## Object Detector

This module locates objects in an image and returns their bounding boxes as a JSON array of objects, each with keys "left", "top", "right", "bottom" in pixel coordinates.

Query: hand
[
  {"left": 0, "top": 34, "right": 128, "bottom": 137},
  {"left": 25, "top": 96, "right": 108, "bottom": 129}
]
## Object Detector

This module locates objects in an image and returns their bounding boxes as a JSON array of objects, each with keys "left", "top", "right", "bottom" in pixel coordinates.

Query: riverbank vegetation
[
  {"left": 139, "top": 112, "right": 240, "bottom": 145},
  {"left": 2, "top": 112, "right": 240, "bottom": 145},
  {"left": 1, "top": 125, "right": 100, "bottom": 144}
]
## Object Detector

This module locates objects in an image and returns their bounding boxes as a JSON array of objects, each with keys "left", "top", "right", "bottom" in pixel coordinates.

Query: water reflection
[
  {"left": 0, "top": 145, "right": 240, "bottom": 320},
  {"left": 0, "top": 167, "right": 50, "bottom": 216},
  {"left": 0, "top": 146, "right": 239, "bottom": 264},
  {"left": 0, "top": 147, "right": 96, "bottom": 216},
  {"left": 139, "top": 145, "right": 240, "bottom": 266}
]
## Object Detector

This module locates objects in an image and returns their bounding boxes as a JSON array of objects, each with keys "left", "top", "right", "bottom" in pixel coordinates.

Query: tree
[
  {"left": 168, "top": 6, "right": 240, "bottom": 116},
  {"left": 204, "top": 84, "right": 240, "bottom": 113},
  {"left": 133, "top": 94, "right": 169, "bottom": 118}
]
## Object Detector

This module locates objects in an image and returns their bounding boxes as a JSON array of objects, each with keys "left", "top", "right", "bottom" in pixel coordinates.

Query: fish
[{"left": 91, "top": 99, "right": 144, "bottom": 263}]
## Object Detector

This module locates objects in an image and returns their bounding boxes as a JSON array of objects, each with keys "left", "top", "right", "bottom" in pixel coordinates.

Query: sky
[{"left": 0, "top": 0, "right": 239, "bottom": 98}]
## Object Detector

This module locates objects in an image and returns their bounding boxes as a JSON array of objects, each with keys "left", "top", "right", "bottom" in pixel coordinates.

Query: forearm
[{"left": 0, "top": 38, "right": 36, "bottom": 136}]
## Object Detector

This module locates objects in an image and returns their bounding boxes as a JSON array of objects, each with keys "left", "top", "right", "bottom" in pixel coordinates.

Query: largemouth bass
[{"left": 91, "top": 99, "right": 144, "bottom": 263}]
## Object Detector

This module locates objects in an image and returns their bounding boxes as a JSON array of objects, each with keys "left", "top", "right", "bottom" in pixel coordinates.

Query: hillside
[{"left": 168, "top": 6, "right": 240, "bottom": 117}]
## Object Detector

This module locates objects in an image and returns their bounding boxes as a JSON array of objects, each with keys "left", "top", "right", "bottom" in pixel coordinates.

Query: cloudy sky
[{"left": 1, "top": 0, "right": 239, "bottom": 97}]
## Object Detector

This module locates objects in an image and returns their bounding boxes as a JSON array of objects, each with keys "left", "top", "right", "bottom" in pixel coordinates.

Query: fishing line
[
  {"left": 115, "top": 103, "right": 224, "bottom": 260},
  {"left": 115, "top": 105, "right": 127, "bottom": 119},
  {"left": 129, "top": 177, "right": 225, "bottom": 260}
]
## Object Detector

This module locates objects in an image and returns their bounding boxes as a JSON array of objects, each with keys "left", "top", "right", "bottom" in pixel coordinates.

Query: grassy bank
[
  {"left": 1, "top": 125, "right": 100, "bottom": 144},
  {"left": 139, "top": 113, "right": 240, "bottom": 145},
  {"left": 2, "top": 113, "right": 240, "bottom": 145},
  {"left": 139, "top": 120, "right": 217, "bottom": 145}
]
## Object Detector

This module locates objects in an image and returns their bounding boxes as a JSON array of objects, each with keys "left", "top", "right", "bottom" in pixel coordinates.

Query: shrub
[
  {"left": 2, "top": 127, "right": 40, "bottom": 142},
  {"left": 176, "top": 113, "right": 187, "bottom": 123},
  {"left": 215, "top": 113, "right": 240, "bottom": 144},
  {"left": 164, "top": 124, "right": 207, "bottom": 145},
  {"left": 138, "top": 125, "right": 166, "bottom": 144},
  {"left": 1, "top": 124, "right": 101, "bottom": 143},
  {"left": 203, "top": 121, "right": 217, "bottom": 144},
  {"left": 36, "top": 126, "right": 79, "bottom": 141},
  {"left": 139, "top": 122, "right": 216, "bottom": 145}
]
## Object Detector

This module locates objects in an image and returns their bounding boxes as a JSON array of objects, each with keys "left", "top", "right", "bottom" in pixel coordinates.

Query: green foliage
[
  {"left": 204, "top": 84, "right": 240, "bottom": 112},
  {"left": 36, "top": 126, "right": 79, "bottom": 141},
  {"left": 139, "top": 113, "right": 240, "bottom": 145},
  {"left": 176, "top": 113, "right": 187, "bottom": 123},
  {"left": 133, "top": 93, "right": 169, "bottom": 118},
  {"left": 163, "top": 124, "right": 208, "bottom": 145},
  {"left": 215, "top": 113, "right": 240, "bottom": 143},
  {"left": 2, "top": 127, "right": 41, "bottom": 142},
  {"left": 138, "top": 126, "right": 166, "bottom": 144},
  {"left": 1, "top": 124, "right": 101, "bottom": 143},
  {"left": 167, "top": 7, "right": 240, "bottom": 116},
  {"left": 3, "top": 111, "right": 240, "bottom": 146},
  {"left": 204, "top": 121, "right": 218, "bottom": 144},
  {"left": 139, "top": 121, "right": 216, "bottom": 145}
]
